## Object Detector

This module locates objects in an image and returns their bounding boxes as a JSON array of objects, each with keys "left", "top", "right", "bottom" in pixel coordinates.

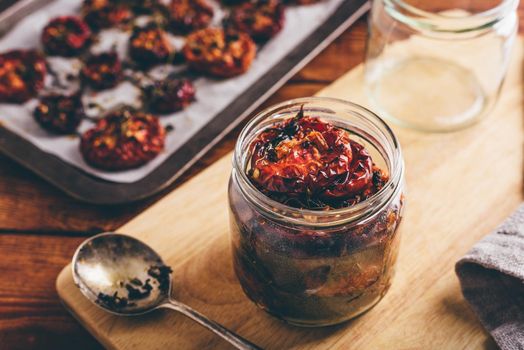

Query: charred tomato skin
[
  {"left": 81, "top": 52, "right": 123, "bottom": 90},
  {"left": 183, "top": 28, "right": 256, "bottom": 78},
  {"left": 168, "top": 0, "right": 214, "bottom": 34},
  {"left": 41, "top": 16, "right": 92, "bottom": 57},
  {"left": 0, "top": 49, "right": 47, "bottom": 103},
  {"left": 129, "top": 25, "right": 174, "bottom": 68},
  {"left": 82, "top": 0, "right": 133, "bottom": 31},
  {"left": 226, "top": 0, "right": 285, "bottom": 42},
  {"left": 33, "top": 92, "right": 84, "bottom": 134},
  {"left": 144, "top": 78, "right": 196, "bottom": 114},
  {"left": 80, "top": 109, "right": 165, "bottom": 171}
]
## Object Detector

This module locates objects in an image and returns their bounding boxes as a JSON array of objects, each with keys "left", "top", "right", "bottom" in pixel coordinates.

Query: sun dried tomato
[
  {"left": 41, "top": 16, "right": 92, "bottom": 57},
  {"left": 82, "top": 0, "right": 133, "bottom": 31},
  {"left": 81, "top": 52, "right": 123, "bottom": 90},
  {"left": 248, "top": 110, "right": 389, "bottom": 209},
  {"left": 0, "top": 49, "right": 46, "bottom": 103},
  {"left": 168, "top": 0, "right": 214, "bottom": 34},
  {"left": 129, "top": 25, "right": 174, "bottom": 68},
  {"left": 144, "top": 77, "right": 196, "bottom": 114},
  {"left": 33, "top": 92, "right": 84, "bottom": 134},
  {"left": 226, "top": 0, "right": 285, "bottom": 41},
  {"left": 80, "top": 109, "right": 165, "bottom": 171},
  {"left": 183, "top": 28, "right": 256, "bottom": 78}
]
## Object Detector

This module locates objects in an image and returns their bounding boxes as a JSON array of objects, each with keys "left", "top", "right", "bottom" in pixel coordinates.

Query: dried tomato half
[
  {"left": 81, "top": 52, "right": 123, "bottom": 90},
  {"left": 226, "top": 0, "right": 285, "bottom": 42},
  {"left": 0, "top": 49, "right": 46, "bottom": 104},
  {"left": 248, "top": 111, "right": 389, "bottom": 209},
  {"left": 80, "top": 109, "right": 165, "bottom": 171},
  {"left": 33, "top": 92, "right": 84, "bottom": 134},
  {"left": 129, "top": 25, "right": 174, "bottom": 68},
  {"left": 183, "top": 28, "right": 256, "bottom": 78},
  {"left": 82, "top": 0, "right": 133, "bottom": 31},
  {"left": 168, "top": 0, "right": 214, "bottom": 34},
  {"left": 144, "top": 78, "right": 196, "bottom": 114},
  {"left": 41, "top": 16, "right": 92, "bottom": 57}
]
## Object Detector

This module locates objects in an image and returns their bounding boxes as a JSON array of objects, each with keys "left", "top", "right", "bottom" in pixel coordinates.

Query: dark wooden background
[{"left": 1, "top": 1, "right": 523, "bottom": 349}]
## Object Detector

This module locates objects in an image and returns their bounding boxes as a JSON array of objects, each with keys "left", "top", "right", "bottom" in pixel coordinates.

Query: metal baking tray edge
[{"left": 0, "top": 0, "right": 371, "bottom": 205}]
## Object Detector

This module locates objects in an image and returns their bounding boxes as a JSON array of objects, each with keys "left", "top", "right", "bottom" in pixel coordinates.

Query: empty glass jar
[{"left": 365, "top": 0, "right": 518, "bottom": 132}]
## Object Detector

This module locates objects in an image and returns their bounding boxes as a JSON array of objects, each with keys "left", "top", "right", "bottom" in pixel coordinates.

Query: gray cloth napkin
[{"left": 456, "top": 204, "right": 524, "bottom": 350}]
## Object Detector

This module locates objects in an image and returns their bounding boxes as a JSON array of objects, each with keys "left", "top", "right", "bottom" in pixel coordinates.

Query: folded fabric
[{"left": 456, "top": 204, "right": 524, "bottom": 350}]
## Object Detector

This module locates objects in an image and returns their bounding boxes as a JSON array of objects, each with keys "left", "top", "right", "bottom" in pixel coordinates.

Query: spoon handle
[{"left": 160, "top": 300, "right": 262, "bottom": 350}]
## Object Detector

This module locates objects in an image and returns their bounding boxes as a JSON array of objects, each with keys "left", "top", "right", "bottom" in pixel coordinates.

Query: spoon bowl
[
  {"left": 72, "top": 232, "right": 261, "bottom": 350},
  {"left": 73, "top": 232, "right": 171, "bottom": 316}
]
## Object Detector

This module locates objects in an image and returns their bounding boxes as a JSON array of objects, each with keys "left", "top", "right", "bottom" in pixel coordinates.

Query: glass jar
[
  {"left": 365, "top": 0, "right": 518, "bottom": 132},
  {"left": 228, "top": 97, "right": 405, "bottom": 327}
]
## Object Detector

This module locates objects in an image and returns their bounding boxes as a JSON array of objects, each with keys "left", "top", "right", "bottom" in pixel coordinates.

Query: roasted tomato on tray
[
  {"left": 129, "top": 25, "right": 174, "bottom": 68},
  {"left": 0, "top": 50, "right": 46, "bottom": 104},
  {"left": 144, "top": 77, "right": 196, "bottom": 114},
  {"left": 168, "top": 0, "right": 214, "bottom": 34},
  {"left": 41, "top": 16, "right": 92, "bottom": 57},
  {"left": 226, "top": 0, "right": 285, "bottom": 41},
  {"left": 33, "top": 92, "right": 84, "bottom": 134},
  {"left": 81, "top": 52, "right": 123, "bottom": 90},
  {"left": 80, "top": 109, "right": 165, "bottom": 171},
  {"left": 82, "top": 0, "right": 133, "bottom": 31},
  {"left": 183, "top": 28, "right": 256, "bottom": 78}
]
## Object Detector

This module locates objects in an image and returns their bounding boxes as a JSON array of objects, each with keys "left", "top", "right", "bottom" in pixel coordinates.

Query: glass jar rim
[
  {"left": 232, "top": 97, "right": 404, "bottom": 228},
  {"left": 384, "top": 0, "right": 518, "bottom": 33}
]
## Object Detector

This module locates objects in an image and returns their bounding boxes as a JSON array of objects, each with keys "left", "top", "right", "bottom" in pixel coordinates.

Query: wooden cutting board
[{"left": 57, "top": 37, "right": 524, "bottom": 349}]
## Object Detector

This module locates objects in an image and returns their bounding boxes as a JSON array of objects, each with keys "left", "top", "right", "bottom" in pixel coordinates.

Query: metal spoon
[{"left": 72, "top": 232, "right": 261, "bottom": 350}]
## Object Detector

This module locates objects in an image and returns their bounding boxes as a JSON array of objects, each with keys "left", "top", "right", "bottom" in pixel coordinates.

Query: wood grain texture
[
  {"left": 0, "top": 234, "right": 100, "bottom": 350},
  {"left": 56, "top": 36, "right": 524, "bottom": 349}
]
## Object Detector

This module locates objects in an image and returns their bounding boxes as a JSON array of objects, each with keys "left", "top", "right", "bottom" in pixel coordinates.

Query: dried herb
[
  {"left": 125, "top": 278, "right": 153, "bottom": 300},
  {"left": 97, "top": 291, "right": 130, "bottom": 309},
  {"left": 148, "top": 265, "right": 172, "bottom": 292}
]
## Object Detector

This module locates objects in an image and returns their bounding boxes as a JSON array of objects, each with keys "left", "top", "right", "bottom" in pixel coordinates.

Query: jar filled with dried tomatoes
[{"left": 229, "top": 97, "right": 405, "bottom": 326}]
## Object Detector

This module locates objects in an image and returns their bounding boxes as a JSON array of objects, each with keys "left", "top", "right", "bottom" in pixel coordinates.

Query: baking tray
[{"left": 0, "top": 0, "right": 370, "bottom": 205}]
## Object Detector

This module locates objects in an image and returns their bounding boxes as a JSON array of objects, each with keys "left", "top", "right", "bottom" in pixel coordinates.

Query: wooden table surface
[{"left": 1, "top": 3, "right": 523, "bottom": 349}]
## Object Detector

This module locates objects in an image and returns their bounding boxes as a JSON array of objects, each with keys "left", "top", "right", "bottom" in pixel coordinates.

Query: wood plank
[
  {"left": 56, "top": 36, "right": 524, "bottom": 350},
  {"left": 0, "top": 233, "right": 102, "bottom": 349}
]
